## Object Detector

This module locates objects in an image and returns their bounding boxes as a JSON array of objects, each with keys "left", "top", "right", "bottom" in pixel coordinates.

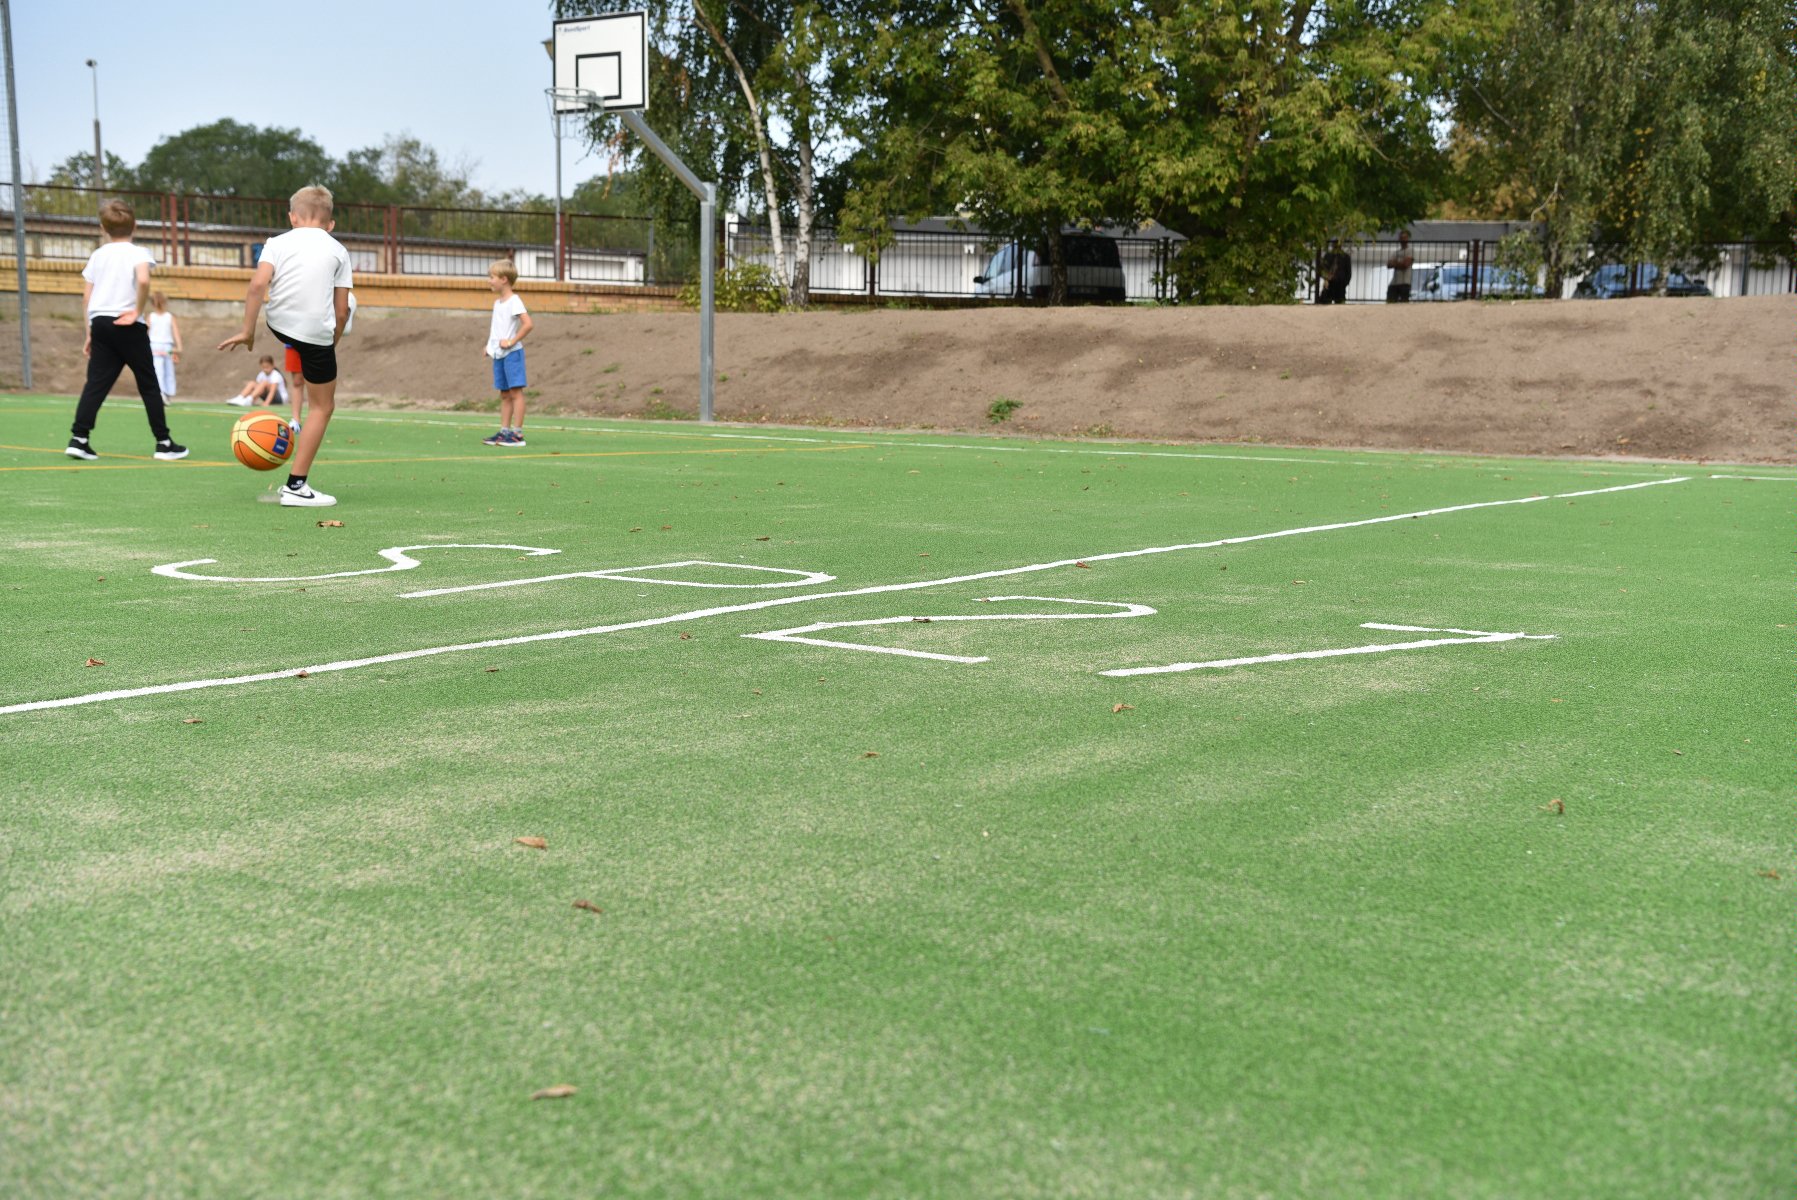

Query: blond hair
[
  {"left": 149, "top": 290, "right": 168, "bottom": 311},
  {"left": 99, "top": 199, "right": 135, "bottom": 238},
  {"left": 488, "top": 259, "right": 518, "bottom": 285},
  {"left": 289, "top": 185, "right": 335, "bottom": 222}
]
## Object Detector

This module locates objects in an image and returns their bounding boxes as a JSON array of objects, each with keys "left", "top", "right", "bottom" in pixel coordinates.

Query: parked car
[
  {"left": 974, "top": 234, "right": 1127, "bottom": 302},
  {"left": 1573, "top": 264, "right": 1712, "bottom": 298},
  {"left": 1413, "top": 263, "right": 1545, "bottom": 301}
]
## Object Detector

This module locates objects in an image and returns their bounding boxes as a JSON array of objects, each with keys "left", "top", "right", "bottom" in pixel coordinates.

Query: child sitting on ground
[
  {"left": 146, "top": 291, "right": 182, "bottom": 399},
  {"left": 228, "top": 355, "right": 290, "bottom": 407},
  {"left": 481, "top": 259, "right": 533, "bottom": 446}
]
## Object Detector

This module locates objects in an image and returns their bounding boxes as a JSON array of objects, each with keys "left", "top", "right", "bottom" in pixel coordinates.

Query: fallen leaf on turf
[
  {"left": 531, "top": 1085, "right": 578, "bottom": 1100},
  {"left": 755, "top": 536, "right": 771, "bottom": 541},
  {"left": 1112, "top": 703, "right": 1135, "bottom": 713},
  {"left": 912, "top": 617, "right": 932, "bottom": 623},
  {"left": 1758, "top": 869, "right": 1781, "bottom": 880},
  {"left": 182, "top": 717, "right": 203, "bottom": 724},
  {"left": 862, "top": 751, "right": 880, "bottom": 758},
  {"left": 1291, "top": 580, "right": 1307, "bottom": 585},
  {"left": 679, "top": 633, "right": 691, "bottom": 640},
  {"left": 628, "top": 527, "right": 642, "bottom": 533},
  {"left": 96, "top": 576, "right": 105, "bottom": 582},
  {"left": 572, "top": 899, "right": 604, "bottom": 914},
  {"left": 317, "top": 519, "right": 344, "bottom": 528},
  {"left": 1074, "top": 561, "right": 1091, "bottom": 569},
  {"left": 515, "top": 836, "right": 548, "bottom": 850},
  {"left": 917, "top": 552, "right": 930, "bottom": 557},
  {"left": 84, "top": 658, "right": 104, "bottom": 667},
  {"left": 296, "top": 670, "right": 311, "bottom": 679},
  {"left": 1672, "top": 749, "right": 1683, "bottom": 756},
  {"left": 751, "top": 689, "right": 762, "bottom": 695},
  {"left": 1540, "top": 798, "right": 1565, "bottom": 814},
  {"left": 486, "top": 666, "right": 501, "bottom": 673},
  {"left": 661, "top": 525, "right": 672, "bottom": 530}
]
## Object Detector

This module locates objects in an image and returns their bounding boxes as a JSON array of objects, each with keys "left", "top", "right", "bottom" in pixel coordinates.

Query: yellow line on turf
[{"left": 0, "top": 442, "right": 872, "bottom": 472}]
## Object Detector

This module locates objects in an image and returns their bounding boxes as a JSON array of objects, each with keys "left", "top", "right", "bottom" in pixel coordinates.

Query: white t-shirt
[
  {"left": 487, "top": 294, "right": 528, "bottom": 358},
  {"left": 83, "top": 241, "right": 154, "bottom": 320},
  {"left": 147, "top": 311, "right": 176, "bottom": 349},
  {"left": 259, "top": 227, "right": 353, "bottom": 347},
  {"left": 256, "top": 369, "right": 290, "bottom": 403}
]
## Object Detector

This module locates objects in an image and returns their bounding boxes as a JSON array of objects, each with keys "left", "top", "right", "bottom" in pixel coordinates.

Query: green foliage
[
  {"left": 986, "top": 396, "right": 1022, "bottom": 423},
  {"left": 680, "top": 262, "right": 787, "bottom": 312},
  {"left": 133, "top": 119, "right": 334, "bottom": 198},
  {"left": 640, "top": 397, "right": 697, "bottom": 419}
]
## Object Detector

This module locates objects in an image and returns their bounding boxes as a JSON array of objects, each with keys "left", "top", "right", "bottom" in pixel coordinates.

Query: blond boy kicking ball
[
  {"left": 481, "top": 260, "right": 534, "bottom": 447},
  {"left": 218, "top": 185, "right": 351, "bottom": 507}
]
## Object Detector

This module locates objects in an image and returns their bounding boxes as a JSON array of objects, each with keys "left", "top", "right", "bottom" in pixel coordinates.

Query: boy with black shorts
[
  {"left": 65, "top": 199, "right": 188, "bottom": 461},
  {"left": 218, "top": 186, "right": 351, "bottom": 507}
]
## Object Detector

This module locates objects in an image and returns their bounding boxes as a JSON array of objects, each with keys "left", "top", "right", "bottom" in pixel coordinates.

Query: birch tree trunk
[
  {"left": 792, "top": 102, "right": 815, "bottom": 307},
  {"left": 692, "top": 1, "right": 789, "bottom": 302}
]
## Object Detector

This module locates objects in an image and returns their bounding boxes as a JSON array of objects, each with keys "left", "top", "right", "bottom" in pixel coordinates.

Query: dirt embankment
[{"left": 7, "top": 295, "right": 1791, "bottom": 462}]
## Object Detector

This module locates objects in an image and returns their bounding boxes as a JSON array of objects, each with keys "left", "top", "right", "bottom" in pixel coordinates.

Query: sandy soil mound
[{"left": 9, "top": 295, "right": 1790, "bottom": 462}]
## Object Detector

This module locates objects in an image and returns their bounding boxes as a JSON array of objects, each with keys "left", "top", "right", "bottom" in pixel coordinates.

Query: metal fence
[
  {"left": 1311, "top": 239, "right": 1797, "bottom": 303},
  {"left": 727, "top": 225, "right": 1180, "bottom": 302},
  {"left": 0, "top": 183, "right": 678, "bottom": 284}
]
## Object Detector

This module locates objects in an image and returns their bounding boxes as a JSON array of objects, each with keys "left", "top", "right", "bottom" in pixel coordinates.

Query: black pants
[{"left": 73, "top": 317, "right": 169, "bottom": 441}]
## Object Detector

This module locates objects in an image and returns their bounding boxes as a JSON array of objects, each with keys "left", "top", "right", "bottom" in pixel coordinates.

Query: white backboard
[{"left": 552, "top": 12, "right": 649, "bottom": 114}]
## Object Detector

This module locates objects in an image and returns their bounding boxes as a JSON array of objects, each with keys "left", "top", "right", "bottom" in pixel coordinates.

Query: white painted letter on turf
[
  {"left": 745, "top": 596, "right": 1156, "bottom": 663},
  {"left": 152, "top": 544, "right": 562, "bottom": 584},
  {"left": 1099, "top": 622, "right": 1556, "bottom": 676}
]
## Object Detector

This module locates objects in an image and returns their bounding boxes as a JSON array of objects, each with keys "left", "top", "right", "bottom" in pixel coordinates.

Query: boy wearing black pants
[{"left": 66, "top": 200, "right": 187, "bottom": 461}]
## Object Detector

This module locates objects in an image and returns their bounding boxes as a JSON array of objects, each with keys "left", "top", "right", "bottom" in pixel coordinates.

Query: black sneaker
[
  {"left": 153, "top": 439, "right": 189, "bottom": 461},
  {"left": 65, "top": 437, "right": 98, "bottom": 460}
]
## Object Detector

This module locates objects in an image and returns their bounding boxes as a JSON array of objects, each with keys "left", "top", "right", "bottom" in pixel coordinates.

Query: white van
[{"left": 973, "top": 235, "right": 1127, "bottom": 301}]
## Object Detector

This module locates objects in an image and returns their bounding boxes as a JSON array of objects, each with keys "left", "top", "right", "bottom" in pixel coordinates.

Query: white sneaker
[
  {"left": 278, "top": 481, "right": 336, "bottom": 508},
  {"left": 228, "top": 396, "right": 253, "bottom": 407}
]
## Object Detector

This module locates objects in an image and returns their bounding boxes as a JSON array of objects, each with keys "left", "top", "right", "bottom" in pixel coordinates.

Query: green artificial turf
[{"left": 1, "top": 394, "right": 1790, "bottom": 1198}]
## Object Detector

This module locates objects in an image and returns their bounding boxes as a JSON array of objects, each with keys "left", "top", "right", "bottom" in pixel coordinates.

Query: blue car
[{"left": 1413, "top": 263, "right": 1544, "bottom": 301}]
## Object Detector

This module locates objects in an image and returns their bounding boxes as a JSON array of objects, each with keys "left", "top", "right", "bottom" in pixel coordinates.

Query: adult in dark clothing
[{"left": 1318, "top": 240, "right": 1352, "bottom": 304}]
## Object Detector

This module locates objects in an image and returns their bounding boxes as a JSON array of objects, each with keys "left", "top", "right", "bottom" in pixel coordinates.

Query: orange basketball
[{"left": 231, "top": 410, "right": 294, "bottom": 471}]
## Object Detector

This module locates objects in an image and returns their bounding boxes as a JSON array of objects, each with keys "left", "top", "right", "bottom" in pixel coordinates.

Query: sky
[{"left": 6, "top": 1, "right": 605, "bottom": 197}]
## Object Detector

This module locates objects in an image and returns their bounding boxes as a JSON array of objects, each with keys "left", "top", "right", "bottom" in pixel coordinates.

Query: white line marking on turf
[
  {"left": 152, "top": 544, "right": 560, "bottom": 583},
  {"left": 1099, "top": 622, "right": 1557, "bottom": 676},
  {"left": 400, "top": 559, "right": 836, "bottom": 598},
  {"left": 0, "top": 477, "right": 1689, "bottom": 716},
  {"left": 1709, "top": 474, "right": 1797, "bottom": 482},
  {"left": 744, "top": 597, "right": 1155, "bottom": 663}
]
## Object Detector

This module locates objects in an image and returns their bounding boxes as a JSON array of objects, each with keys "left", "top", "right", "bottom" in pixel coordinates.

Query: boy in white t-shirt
[
  {"left": 218, "top": 185, "right": 352, "bottom": 508},
  {"left": 65, "top": 200, "right": 188, "bottom": 461},
  {"left": 480, "top": 260, "right": 534, "bottom": 447}
]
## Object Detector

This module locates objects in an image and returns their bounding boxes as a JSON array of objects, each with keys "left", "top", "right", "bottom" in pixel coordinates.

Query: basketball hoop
[{"left": 546, "top": 87, "right": 607, "bottom": 132}]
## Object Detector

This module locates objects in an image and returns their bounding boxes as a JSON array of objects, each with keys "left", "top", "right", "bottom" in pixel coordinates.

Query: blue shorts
[{"left": 492, "top": 347, "right": 527, "bottom": 391}]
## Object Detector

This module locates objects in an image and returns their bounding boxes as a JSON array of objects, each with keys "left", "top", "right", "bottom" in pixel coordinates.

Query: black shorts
[
  {"left": 1386, "top": 283, "right": 1412, "bottom": 303},
  {"left": 267, "top": 324, "right": 337, "bottom": 384}
]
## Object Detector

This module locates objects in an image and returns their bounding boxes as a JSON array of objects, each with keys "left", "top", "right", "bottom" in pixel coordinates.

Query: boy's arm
[
  {"left": 81, "top": 281, "right": 93, "bottom": 357},
  {"left": 332, "top": 287, "right": 350, "bottom": 345},
  {"left": 218, "top": 261, "right": 275, "bottom": 351},
  {"left": 115, "top": 262, "right": 151, "bottom": 325},
  {"left": 504, "top": 311, "right": 535, "bottom": 350},
  {"left": 170, "top": 314, "right": 182, "bottom": 357}
]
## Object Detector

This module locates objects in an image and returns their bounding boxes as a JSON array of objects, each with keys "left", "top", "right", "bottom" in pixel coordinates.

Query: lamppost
[{"left": 84, "top": 58, "right": 101, "bottom": 190}]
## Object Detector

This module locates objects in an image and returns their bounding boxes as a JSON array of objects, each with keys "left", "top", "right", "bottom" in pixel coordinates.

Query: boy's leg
[
  {"left": 288, "top": 379, "right": 335, "bottom": 477},
  {"left": 72, "top": 320, "right": 130, "bottom": 439},
  {"left": 115, "top": 322, "right": 172, "bottom": 440}
]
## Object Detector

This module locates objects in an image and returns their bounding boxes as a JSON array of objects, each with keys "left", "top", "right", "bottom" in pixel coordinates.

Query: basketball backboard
[{"left": 551, "top": 11, "right": 648, "bottom": 114}]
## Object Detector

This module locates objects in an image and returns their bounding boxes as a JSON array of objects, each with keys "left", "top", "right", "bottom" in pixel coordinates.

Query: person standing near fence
[
  {"left": 1318, "top": 240, "right": 1352, "bottom": 304},
  {"left": 65, "top": 201, "right": 189, "bottom": 462},
  {"left": 1386, "top": 232, "right": 1414, "bottom": 303}
]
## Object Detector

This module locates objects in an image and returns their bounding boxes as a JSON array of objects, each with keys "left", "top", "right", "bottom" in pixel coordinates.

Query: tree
[
  {"left": 330, "top": 134, "right": 483, "bottom": 208},
  {"left": 1451, "top": 0, "right": 1797, "bottom": 292},
  {"left": 45, "top": 151, "right": 135, "bottom": 191},
  {"left": 840, "top": 1, "right": 1152, "bottom": 304},
  {"left": 133, "top": 119, "right": 334, "bottom": 199}
]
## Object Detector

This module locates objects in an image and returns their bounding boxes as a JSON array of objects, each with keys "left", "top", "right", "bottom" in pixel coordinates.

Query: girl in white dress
[{"left": 146, "top": 291, "right": 182, "bottom": 398}]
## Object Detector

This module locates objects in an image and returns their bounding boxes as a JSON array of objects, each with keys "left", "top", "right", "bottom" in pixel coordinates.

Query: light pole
[{"left": 84, "top": 58, "right": 101, "bottom": 190}]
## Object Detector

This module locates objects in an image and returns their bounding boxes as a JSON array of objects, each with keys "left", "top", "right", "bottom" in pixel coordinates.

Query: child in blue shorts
[{"left": 482, "top": 259, "right": 534, "bottom": 446}]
